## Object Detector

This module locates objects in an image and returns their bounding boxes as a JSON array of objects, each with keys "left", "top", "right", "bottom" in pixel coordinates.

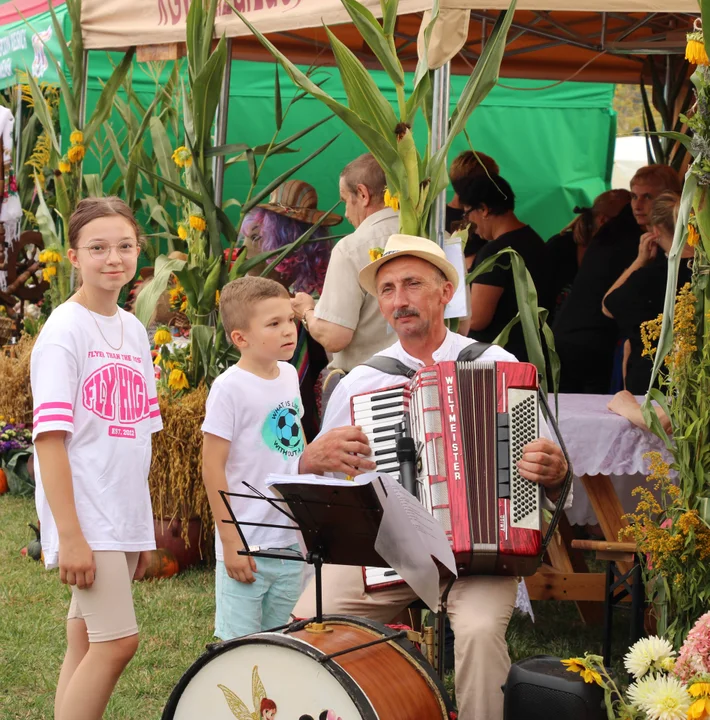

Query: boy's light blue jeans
[{"left": 214, "top": 544, "right": 303, "bottom": 640}]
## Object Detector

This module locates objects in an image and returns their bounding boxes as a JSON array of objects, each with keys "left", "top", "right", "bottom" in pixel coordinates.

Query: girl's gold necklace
[{"left": 78, "top": 289, "right": 124, "bottom": 351}]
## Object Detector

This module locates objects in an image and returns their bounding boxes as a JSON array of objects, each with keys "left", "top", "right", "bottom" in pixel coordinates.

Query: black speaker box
[{"left": 503, "top": 655, "right": 606, "bottom": 720}]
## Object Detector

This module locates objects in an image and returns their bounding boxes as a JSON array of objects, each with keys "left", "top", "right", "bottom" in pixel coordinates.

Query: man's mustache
[{"left": 393, "top": 307, "right": 420, "bottom": 320}]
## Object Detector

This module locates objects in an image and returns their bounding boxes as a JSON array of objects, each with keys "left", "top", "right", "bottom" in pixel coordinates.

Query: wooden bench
[{"left": 570, "top": 539, "right": 644, "bottom": 666}]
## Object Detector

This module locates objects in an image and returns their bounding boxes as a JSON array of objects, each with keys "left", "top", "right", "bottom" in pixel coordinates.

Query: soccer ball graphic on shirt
[{"left": 274, "top": 407, "right": 301, "bottom": 449}]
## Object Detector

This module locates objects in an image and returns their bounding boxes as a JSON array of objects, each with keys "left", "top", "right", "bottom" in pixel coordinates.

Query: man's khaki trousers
[{"left": 293, "top": 565, "right": 518, "bottom": 720}]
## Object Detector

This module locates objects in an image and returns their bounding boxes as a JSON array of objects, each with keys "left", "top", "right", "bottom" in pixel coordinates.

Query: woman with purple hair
[{"left": 239, "top": 180, "right": 342, "bottom": 438}]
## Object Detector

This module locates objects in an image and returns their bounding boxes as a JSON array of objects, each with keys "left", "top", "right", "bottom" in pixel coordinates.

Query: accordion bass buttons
[{"left": 497, "top": 412, "right": 511, "bottom": 499}]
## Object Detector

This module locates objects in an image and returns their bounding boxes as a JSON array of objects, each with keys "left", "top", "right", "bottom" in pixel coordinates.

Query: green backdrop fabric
[{"left": 71, "top": 53, "right": 615, "bottom": 242}]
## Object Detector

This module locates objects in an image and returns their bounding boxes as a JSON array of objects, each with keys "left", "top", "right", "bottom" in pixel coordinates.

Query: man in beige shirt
[{"left": 292, "top": 153, "right": 400, "bottom": 382}]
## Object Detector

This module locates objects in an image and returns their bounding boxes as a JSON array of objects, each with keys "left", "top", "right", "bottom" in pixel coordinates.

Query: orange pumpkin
[
  {"left": 0, "top": 469, "right": 8, "bottom": 495},
  {"left": 141, "top": 549, "right": 179, "bottom": 580}
]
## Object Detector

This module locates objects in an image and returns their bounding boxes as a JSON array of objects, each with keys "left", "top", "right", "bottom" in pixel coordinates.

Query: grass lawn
[{"left": 1, "top": 494, "right": 629, "bottom": 719}]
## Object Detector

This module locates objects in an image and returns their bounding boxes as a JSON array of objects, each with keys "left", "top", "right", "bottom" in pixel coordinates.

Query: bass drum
[{"left": 163, "top": 615, "right": 454, "bottom": 720}]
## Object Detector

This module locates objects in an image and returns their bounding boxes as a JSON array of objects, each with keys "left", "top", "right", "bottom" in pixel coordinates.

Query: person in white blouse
[{"left": 293, "top": 234, "right": 570, "bottom": 720}]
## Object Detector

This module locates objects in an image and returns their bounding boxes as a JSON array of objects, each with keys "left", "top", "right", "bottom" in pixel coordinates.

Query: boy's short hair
[{"left": 220, "top": 276, "right": 290, "bottom": 337}]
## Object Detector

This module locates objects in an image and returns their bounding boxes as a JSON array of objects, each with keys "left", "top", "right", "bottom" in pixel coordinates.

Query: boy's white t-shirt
[
  {"left": 31, "top": 302, "right": 163, "bottom": 568},
  {"left": 201, "top": 362, "right": 303, "bottom": 560}
]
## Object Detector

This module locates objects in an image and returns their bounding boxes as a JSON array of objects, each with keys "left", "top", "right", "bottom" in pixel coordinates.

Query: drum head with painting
[{"left": 163, "top": 633, "right": 376, "bottom": 720}]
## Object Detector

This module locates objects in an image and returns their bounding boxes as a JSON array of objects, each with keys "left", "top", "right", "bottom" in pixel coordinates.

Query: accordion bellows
[{"left": 352, "top": 360, "right": 543, "bottom": 588}]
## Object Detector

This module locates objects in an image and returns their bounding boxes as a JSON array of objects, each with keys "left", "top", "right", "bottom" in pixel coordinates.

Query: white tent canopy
[{"left": 81, "top": 0, "right": 698, "bottom": 50}]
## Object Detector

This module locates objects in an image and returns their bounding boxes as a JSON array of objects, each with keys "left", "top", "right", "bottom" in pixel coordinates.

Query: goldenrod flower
[
  {"left": 67, "top": 144, "right": 85, "bottom": 163},
  {"left": 368, "top": 247, "right": 384, "bottom": 263},
  {"left": 189, "top": 215, "right": 206, "bottom": 232},
  {"left": 384, "top": 188, "right": 399, "bottom": 211},
  {"left": 688, "top": 222, "right": 700, "bottom": 247},
  {"left": 58, "top": 160, "right": 71, "bottom": 174},
  {"left": 215, "top": 289, "right": 220, "bottom": 305},
  {"left": 153, "top": 327, "right": 172, "bottom": 346},
  {"left": 69, "top": 130, "right": 83, "bottom": 145},
  {"left": 168, "top": 368, "right": 189, "bottom": 391},
  {"left": 172, "top": 146, "right": 192, "bottom": 168},
  {"left": 687, "top": 31, "right": 709, "bottom": 66},
  {"left": 177, "top": 225, "right": 188, "bottom": 241}
]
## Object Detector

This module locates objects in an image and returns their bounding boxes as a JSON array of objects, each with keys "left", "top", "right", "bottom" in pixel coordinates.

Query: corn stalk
[{"left": 230, "top": 0, "right": 516, "bottom": 237}]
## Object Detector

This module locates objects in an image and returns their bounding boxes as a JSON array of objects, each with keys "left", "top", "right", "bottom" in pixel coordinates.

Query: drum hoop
[
  {"left": 288, "top": 615, "right": 454, "bottom": 719},
  {"left": 161, "top": 630, "right": 379, "bottom": 720}
]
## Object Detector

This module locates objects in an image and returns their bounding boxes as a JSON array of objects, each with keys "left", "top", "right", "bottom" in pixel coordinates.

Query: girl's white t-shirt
[
  {"left": 31, "top": 302, "right": 163, "bottom": 568},
  {"left": 201, "top": 362, "right": 303, "bottom": 561}
]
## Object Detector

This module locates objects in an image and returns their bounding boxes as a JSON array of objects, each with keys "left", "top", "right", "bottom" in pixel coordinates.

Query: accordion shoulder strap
[
  {"left": 360, "top": 356, "right": 417, "bottom": 379},
  {"left": 456, "top": 341, "right": 493, "bottom": 362},
  {"left": 360, "top": 341, "right": 493, "bottom": 378}
]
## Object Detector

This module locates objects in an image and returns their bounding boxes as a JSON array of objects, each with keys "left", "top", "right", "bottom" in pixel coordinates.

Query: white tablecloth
[{"left": 553, "top": 394, "right": 672, "bottom": 526}]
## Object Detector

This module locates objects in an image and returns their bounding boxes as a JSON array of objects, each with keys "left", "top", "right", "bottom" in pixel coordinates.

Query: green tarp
[
  {"left": 0, "top": 1, "right": 614, "bottom": 242},
  {"left": 79, "top": 60, "right": 615, "bottom": 241}
]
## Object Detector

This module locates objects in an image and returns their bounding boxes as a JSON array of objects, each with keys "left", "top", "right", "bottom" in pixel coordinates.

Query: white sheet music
[{"left": 267, "top": 471, "right": 457, "bottom": 610}]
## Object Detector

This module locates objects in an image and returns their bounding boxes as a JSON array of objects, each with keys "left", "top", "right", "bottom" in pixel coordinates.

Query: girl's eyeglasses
[{"left": 76, "top": 242, "right": 139, "bottom": 261}]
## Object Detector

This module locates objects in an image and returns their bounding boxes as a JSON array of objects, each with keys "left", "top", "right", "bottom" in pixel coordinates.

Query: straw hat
[
  {"left": 359, "top": 234, "right": 460, "bottom": 296},
  {"left": 257, "top": 180, "right": 343, "bottom": 227}
]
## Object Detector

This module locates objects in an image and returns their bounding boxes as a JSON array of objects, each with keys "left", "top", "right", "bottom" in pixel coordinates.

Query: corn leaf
[
  {"left": 24, "top": 70, "right": 60, "bottom": 154},
  {"left": 241, "top": 134, "right": 341, "bottom": 213},
  {"left": 192, "top": 34, "right": 227, "bottom": 159},
  {"left": 381, "top": 0, "right": 398, "bottom": 37},
  {"left": 640, "top": 169, "right": 696, "bottom": 448},
  {"left": 83, "top": 174, "right": 102, "bottom": 197},
  {"left": 125, "top": 93, "right": 161, "bottom": 207},
  {"left": 340, "top": 0, "right": 403, "bottom": 86},
  {"left": 135, "top": 256, "right": 187, "bottom": 327},
  {"left": 325, "top": 26, "right": 398, "bottom": 141},
  {"left": 227, "top": 2, "right": 405, "bottom": 195},
  {"left": 467, "top": 246, "right": 554, "bottom": 394},
  {"left": 149, "top": 116, "right": 180, "bottom": 205},
  {"left": 84, "top": 49, "right": 135, "bottom": 148},
  {"left": 647, "top": 130, "right": 694, "bottom": 154},
  {"left": 274, "top": 63, "right": 283, "bottom": 130},
  {"left": 33, "top": 177, "right": 61, "bottom": 248},
  {"left": 426, "top": 1, "right": 516, "bottom": 216}
]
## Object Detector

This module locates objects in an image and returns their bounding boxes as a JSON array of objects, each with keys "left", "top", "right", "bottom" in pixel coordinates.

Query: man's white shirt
[{"left": 319, "top": 329, "right": 572, "bottom": 510}]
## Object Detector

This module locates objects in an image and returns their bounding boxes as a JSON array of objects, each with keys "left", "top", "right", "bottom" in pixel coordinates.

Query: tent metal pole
[
  {"left": 213, "top": 38, "right": 233, "bottom": 209},
  {"left": 429, "top": 61, "right": 450, "bottom": 250}
]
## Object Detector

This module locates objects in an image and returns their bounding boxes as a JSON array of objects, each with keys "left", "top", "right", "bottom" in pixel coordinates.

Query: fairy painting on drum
[{"left": 218, "top": 667, "right": 277, "bottom": 720}]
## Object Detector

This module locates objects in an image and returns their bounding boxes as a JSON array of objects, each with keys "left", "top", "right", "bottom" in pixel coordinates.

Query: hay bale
[
  {"left": 149, "top": 385, "right": 213, "bottom": 556},
  {"left": 0, "top": 334, "right": 35, "bottom": 424}
]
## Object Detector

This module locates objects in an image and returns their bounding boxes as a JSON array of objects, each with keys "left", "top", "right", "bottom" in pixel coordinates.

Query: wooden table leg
[
  {"left": 544, "top": 514, "right": 604, "bottom": 624},
  {"left": 580, "top": 473, "right": 632, "bottom": 575}
]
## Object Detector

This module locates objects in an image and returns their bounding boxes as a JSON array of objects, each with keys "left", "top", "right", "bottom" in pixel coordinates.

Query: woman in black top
[
  {"left": 452, "top": 172, "right": 549, "bottom": 362},
  {"left": 603, "top": 191, "right": 693, "bottom": 395},
  {"left": 546, "top": 189, "right": 631, "bottom": 324}
]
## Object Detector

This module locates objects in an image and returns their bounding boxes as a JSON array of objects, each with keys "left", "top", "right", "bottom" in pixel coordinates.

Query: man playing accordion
[{"left": 294, "top": 234, "right": 571, "bottom": 720}]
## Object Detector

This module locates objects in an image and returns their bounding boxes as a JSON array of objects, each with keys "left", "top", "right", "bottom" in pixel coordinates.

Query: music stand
[{"left": 218, "top": 475, "right": 393, "bottom": 625}]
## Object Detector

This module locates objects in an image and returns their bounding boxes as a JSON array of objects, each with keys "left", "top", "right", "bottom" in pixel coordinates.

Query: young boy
[{"left": 202, "top": 276, "right": 305, "bottom": 640}]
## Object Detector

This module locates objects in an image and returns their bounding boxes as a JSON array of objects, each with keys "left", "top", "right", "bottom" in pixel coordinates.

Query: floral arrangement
[
  {"left": 563, "top": 614, "right": 710, "bottom": 720},
  {"left": 0, "top": 416, "right": 34, "bottom": 497},
  {"left": 0, "top": 417, "right": 32, "bottom": 456}
]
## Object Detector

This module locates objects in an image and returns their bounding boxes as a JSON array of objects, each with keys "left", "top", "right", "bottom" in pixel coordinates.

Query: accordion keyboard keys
[{"left": 352, "top": 386, "right": 407, "bottom": 481}]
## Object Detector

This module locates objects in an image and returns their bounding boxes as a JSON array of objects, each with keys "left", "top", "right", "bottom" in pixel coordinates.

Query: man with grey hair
[{"left": 291, "top": 153, "right": 400, "bottom": 407}]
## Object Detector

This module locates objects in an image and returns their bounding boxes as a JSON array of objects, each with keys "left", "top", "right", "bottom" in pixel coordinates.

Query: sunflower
[
  {"left": 153, "top": 327, "right": 172, "bottom": 346},
  {"left": 69, "top": 130, "right": 84, "bottom": 145},
  {"left": 67, "top": 145, "right": 86, "bottom": 163},
  {"left": 177, "top": 225, "right": 188, "bottom": 241},
  {"left": 58, "top": 160, "right": 72, "bottom": 174},
  {"left": 189, "top": 215, "right": 207, "bottom": 232},
  {"left": 172, "top": 146, "right": 193, "bottom": 168},
  {"left": 168, "top": 368, "right": 189, "bottom": 391},
  {"left": 384, "top": 188, "right": 400, "bottom": 211}
]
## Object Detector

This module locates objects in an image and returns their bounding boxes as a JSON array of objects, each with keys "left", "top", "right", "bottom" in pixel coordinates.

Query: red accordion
[{"left": 351, "top": 359, "right": 544, "bottom": 589}]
